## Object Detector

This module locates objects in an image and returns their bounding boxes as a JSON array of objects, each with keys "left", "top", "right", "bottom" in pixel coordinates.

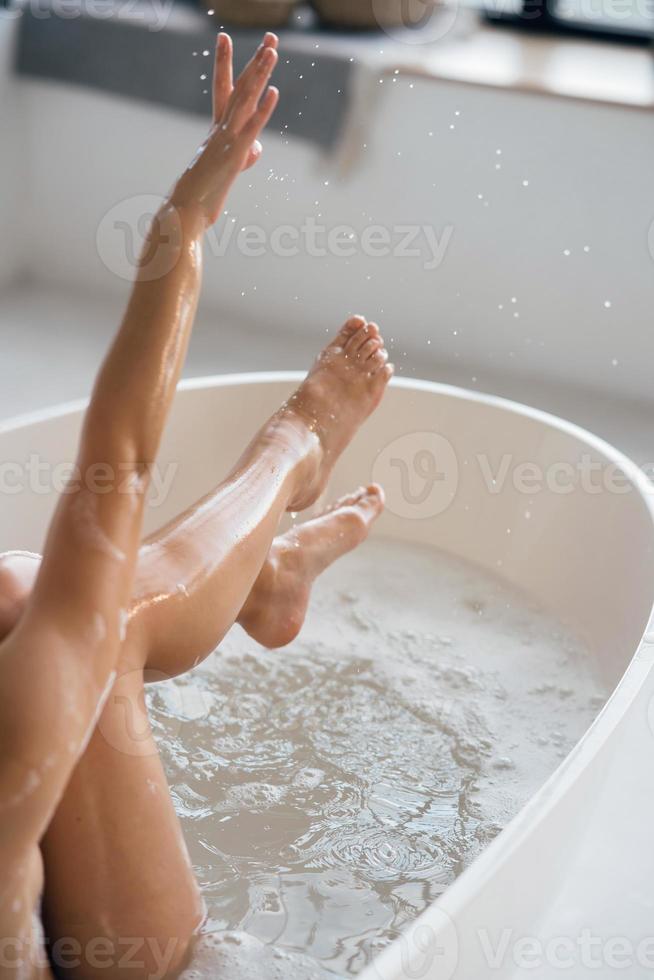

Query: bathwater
[{"left": 147, "top": 538, "right": 605, "bottom": 979}]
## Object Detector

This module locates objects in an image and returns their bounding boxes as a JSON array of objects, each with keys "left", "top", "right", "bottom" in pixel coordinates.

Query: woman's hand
[
  {"left": 171, "top": 32, "right": 279, "bottom": 228},
  {"left": 214, "top": 32, "right": 279, "bottom": 172}
]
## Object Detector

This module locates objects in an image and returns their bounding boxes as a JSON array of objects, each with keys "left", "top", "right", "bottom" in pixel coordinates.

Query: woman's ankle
[{"left": 236, "top": 411, "right": 323, "bottom": 512}]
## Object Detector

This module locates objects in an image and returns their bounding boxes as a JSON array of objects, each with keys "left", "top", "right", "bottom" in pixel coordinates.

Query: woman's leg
[
  {"left": 0, "top": 321, "right": 390, "bottom": 978},
  {"left": 34, "top": 323, "right": 391, "bottom": 978},
  {"left": 0, "top": 318, "right": 390, "bottom": 663},
  {"left": 38, "top": 488, "right": 383, "bottom": 980},
  {"left": 0, "top": 488, "right": 381, "bottom": 980},
  {"left": 100, "top": 315, "right": 390, "bottom": 677},
  {"left": 42, "top": 667, "right": 201, "bottom": 980},
  {"left": 0, "top": 34, "right": 283, "bottom": 977}
]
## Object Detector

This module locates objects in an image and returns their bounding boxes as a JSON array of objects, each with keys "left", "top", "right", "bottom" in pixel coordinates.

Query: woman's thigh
[{"left": 0, "top": 846, "right": 53, "bottom": 980}]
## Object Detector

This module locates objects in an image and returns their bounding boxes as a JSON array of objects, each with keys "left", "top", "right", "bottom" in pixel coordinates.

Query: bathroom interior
[{"left": 1, "top": 0, "right": 654, "bottom": 977}]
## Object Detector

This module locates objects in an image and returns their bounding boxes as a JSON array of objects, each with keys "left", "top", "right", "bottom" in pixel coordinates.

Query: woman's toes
[
  {"left": 333, "top": 315, "right": 366, "bottom": 349},
  {"left": 322, "top": 489, "right": 381, "bottom": 552},
  {"left": 345, "top": 484, "right": 385, "bottom": 525},
  {"left": 370, "top": 348, "right": 389, "bottom": 372},
  {"left": 344, "top": 322, "right": 377, "bottom": 354},
  {"left": 356, "top": 337, "right": 381, "bottom": 362},
  {"left": 311, "top": 484, "right": 384, "bottom": 526},
  {"left": 361, "top": 482, "right": 385, "bottom": 510},
  {"left": 324, "top": 485, "right": 367, "bottom": 513}
]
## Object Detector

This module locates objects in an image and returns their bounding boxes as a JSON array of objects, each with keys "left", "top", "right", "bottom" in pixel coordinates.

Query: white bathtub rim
[
  {"left": 3, "top": 370, "right": 654, "bottom": 500},
  {"left": 2, "top": 372, "right": 654, "bottom": 973},
  {"left": 3, "top": 371, "right": 654, "bottom": 736},
  {"left": 363, "top": 649, "right": 654, "bottom": 980},
  {"left": 3, "top": 374, "right": 654, "bottom": 729}
]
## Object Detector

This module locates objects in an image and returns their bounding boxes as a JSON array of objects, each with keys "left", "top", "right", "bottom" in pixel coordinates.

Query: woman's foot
[
  {"left": 279, "top": 316, "right": 393, "bottom": 511},
  {"left": 238, "top": 484, "right": 384, "bottom": 648}
]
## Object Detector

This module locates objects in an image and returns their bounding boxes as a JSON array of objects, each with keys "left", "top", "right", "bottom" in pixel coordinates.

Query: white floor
[{"left": 2, "top": 281, "right": 653, "bottom": 469}]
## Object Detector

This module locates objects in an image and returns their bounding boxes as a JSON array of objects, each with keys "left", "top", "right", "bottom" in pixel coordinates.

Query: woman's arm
[{"left": 0, "top": 33, "right": 279, "bottom": 855}]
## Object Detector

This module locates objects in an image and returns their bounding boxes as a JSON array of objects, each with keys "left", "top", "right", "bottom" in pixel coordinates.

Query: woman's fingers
[
  {"left": 212, "top": 33, "right": 233, "bottom": 124},
  {"left": 222, "top": 40, "right": 267, "bottom": 122},
  {"left": 226, "top": 44, "right": 278, "bottom": 133},
  {"left": 239, "top": 31, "right": 278, "bottom": 78},
  {"left": 238, "top": 86, "right": 279, "bottom": 148},
  {"left": 214, "top": 32, "right": 276, "bottom": 127},
  {"left": 262, "top": 31, "right": 279, "bottom": 50}
]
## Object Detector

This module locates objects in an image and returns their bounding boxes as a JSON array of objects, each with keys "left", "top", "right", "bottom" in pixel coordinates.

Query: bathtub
[{"left": 1, "top": 373, "right": 653, "bottom": 979}]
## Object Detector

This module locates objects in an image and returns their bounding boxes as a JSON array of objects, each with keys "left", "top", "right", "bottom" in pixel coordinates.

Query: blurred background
[{"left": 1, "top": 0, "right": 653, "bottom": 462}]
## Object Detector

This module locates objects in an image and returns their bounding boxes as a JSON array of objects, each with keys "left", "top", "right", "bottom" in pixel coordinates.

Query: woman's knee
[{"left": 0, "top": 551, "right": 41, "bottom": 638}]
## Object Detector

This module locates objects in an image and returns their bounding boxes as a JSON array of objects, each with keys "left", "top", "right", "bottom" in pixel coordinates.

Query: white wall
[
  {"left": 0, "top": 20, "right": 28, "bottom": 288},
  {"left": 8, "top": 48, "right": 654, "bottom": 402}
]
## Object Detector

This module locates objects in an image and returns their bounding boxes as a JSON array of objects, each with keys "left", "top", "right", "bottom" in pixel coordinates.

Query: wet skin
[{"left": 0, "top": 32, "right": 392, "bottom": 980}]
